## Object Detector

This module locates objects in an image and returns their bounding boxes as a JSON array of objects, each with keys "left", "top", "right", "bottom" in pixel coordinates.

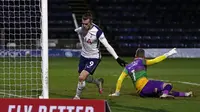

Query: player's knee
[
  {"left": 163, "top": 83, "right": 173, "bottom": 88},
  {"left": 79, "top": 70, "right": 89, "bottom": 81},
  {"left": 79, "top": 75, "right": 85, "bottom": 82}
]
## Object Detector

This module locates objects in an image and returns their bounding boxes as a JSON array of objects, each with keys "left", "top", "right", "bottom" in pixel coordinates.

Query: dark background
[{"left": 1, "top": 0, "right": 200, "bottom": 56}]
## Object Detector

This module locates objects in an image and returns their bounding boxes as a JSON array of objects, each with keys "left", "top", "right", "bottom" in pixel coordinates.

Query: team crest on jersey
[
  {"left": 86, "top": 39, "right": 92, "bottom": 44},
  {"left": 85, "top": 33, "right": 95, "bottom": 44}
]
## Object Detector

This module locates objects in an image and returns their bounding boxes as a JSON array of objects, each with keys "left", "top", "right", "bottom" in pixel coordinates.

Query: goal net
[{"left": 0, "top": 0, "right": 48, "bottom": 98}]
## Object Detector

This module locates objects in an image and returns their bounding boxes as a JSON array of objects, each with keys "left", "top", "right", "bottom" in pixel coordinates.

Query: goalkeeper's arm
[
  {"left": 146, "top": 48, "right": 177, "bottom": 66},
  {"left": 113, "top": 69, "right": 128, "bottom": 94}
]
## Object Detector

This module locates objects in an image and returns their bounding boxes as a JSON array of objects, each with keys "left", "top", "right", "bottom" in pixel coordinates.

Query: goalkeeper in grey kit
[{"left": 73, "top": 11, "right": 127, "bottom": 99}]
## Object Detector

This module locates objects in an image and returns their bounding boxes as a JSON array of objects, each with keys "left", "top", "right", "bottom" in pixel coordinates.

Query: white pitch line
[
  {"left": 111, "top": 75, "right": 200, "bottom": 86},
  {"left": 149, "top": 78, "right": 200, "bottom": 86}
]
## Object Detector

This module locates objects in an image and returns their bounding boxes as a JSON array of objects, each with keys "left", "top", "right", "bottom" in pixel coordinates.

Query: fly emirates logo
[{"left": 8, "top": 105, "right": 94, "bottom": 112}]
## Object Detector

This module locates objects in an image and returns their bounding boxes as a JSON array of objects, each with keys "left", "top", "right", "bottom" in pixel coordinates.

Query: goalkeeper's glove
[
  {"left": 116, "top": 57, "right": 128, "bottom": 67},
  {"left": 164, "top": 48, "right": 177, "bottom": 57}
]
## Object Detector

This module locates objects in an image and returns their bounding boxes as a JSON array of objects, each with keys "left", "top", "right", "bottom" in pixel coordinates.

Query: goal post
[
  {"left": 0, "top": 0, "right": 49, "bottom": 98},
  {"left": 41, "top": 0, "right": 49, "bottom": 99}
]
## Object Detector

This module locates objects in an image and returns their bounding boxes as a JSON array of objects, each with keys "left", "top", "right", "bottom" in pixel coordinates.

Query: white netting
[{"left": 0, "top": 0, "right": 42, "bottom": 98}]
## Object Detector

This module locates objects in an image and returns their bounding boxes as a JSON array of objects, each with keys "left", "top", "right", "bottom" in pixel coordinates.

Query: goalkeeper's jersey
[{"left": 125, "top": 58, "right": 148, "bottom": 92}]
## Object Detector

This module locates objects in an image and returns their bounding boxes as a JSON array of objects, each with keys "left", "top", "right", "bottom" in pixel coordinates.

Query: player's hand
[
  {"left": 164, "top": 48, "right": 177, "bottom": 57},
  {"left": 116, "top": 57, "right": 128, "bottom": 67}
]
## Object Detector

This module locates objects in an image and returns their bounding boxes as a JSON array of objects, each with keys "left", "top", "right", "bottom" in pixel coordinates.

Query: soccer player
[
  {"left": 73, "top": 11, "right": 127, "bottom": 99},
  {"left": 109, "top": 48, "right": 193, "bottom": 98}
]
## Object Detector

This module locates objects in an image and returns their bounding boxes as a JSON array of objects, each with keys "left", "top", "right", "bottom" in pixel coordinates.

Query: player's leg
[
  {"left": 139, "top": 80, "right": 162, "bottom": 97},
  {"left": 86, "top": 75, "right": 100, "bottom": 84},
  {"left": 74, "top": 70, "right": 89, "bottom": 99},
  {"left": 140, "top": 80, "right": 174, "bottom": 98},
  {"left": 169, "top": 91, "right": 193, "bottom": 97},
  {"left": 159, "top": 82, "right": 193, "bottom": 97},
  {"left": 160, "top": 83, "right": 174, "bottom": 98},
  {"left": 84, "top": 59, "right": 104, "bottom": 94},
  {"left": 74, "top": 56, "right": 87, "bottom": 99},
  {"left": 161, "top": 83, "right": 173, "bottom": 95},
  {"left": 85, "top": 59, "right": 101, "bottom": 85}
]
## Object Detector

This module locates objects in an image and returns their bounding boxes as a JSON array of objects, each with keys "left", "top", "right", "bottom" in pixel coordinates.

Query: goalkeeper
[{"left": 109, "top": 48, "right": 193, "bottom": 98}]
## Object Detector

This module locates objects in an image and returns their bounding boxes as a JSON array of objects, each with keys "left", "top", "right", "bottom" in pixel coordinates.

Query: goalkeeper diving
[{"left": 109, "top": 48, "right": 193, "bottom": 98}]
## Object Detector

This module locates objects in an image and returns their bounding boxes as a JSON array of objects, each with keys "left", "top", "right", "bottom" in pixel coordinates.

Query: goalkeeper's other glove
[
  {"left": 116, "top": 57, "right": 128, "bottom": 67},
  {"left": 164, "top": 48, "right": 177, "bottom": 57}
]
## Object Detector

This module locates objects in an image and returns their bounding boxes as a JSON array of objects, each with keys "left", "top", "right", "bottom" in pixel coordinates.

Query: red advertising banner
[{"left": 0, "top": 98, "right": 111, "bottom": 112}]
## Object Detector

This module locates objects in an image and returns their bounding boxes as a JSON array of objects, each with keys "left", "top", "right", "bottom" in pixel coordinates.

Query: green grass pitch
[
  {"left": 0, "top": 57, "right": 200, "bottom": 111},
  {"left": 49, "top": 57, "right": 200, "bottom": 112}
]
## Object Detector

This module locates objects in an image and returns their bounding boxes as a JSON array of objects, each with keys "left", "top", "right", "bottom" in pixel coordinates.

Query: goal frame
[{"left": 41, "top": 0, "right": 49, "bottom": 99}]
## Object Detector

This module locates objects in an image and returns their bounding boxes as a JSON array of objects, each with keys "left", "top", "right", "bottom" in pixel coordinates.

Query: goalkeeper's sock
[
  {"left": 75, "top": 81, "right": 86, "bottom": 97},
  {"left": 170, "top": 91, "right": 192, "bottom": 97},
  {"left": 85, "top": 75, "right": 99, "bottom": 85}
]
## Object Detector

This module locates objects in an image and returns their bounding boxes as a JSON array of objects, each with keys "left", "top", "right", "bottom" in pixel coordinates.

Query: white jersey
[{"left": 75, "top": 24, "right": 119, "bottom": 59}]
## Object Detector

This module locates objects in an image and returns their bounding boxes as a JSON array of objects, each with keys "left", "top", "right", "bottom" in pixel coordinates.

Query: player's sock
[
  {"left": 97, "top": 78, "right": 104, "bottom": 94},
  {"left": 75, "top": 81, "right": 86, "bottom": 98},
  {"left": 85, "top": 75, "right": 99, "bottom": 85},
  {"left": 162, "top": 84, "right": 172, "bottom": 95},
  {"left": 170, "top": 91, "right": 185, "bottom": 97},
  {"left": 170, "top": 91, "right": 193, "bottom": 97}
]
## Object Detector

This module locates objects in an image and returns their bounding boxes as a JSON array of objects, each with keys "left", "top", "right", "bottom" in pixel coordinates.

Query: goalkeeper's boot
[
  {"left": 73, "top": 95, "right": 80, "bottom": 100},
  {"left": 185, "top": 91, "right": 193, "bottom": 97},
  {"left": 97, "top": 78, "right": 104, "bottom": 94},
  {"left": 109, "top": 92, "right": 120, "bottom": 97},
  {"left": 160, "top": 94, "right": 174, "bottom": 99}
]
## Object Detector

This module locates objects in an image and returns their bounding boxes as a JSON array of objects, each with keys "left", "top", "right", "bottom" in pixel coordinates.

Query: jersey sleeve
[
  {"left": 115, "top": 68, "right": 129, "bottom": 92},
  {"left": 98, "top": 33, "right": 119, "bottom": 59},
  {"left": 96, "top": 29, "right": 104, "bottom": 39},
  {"left": 145, "top": 55, "right": 167, "bottom": 66}
]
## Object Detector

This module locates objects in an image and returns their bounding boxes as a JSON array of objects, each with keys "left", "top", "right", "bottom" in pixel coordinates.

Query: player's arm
[
  {"left": 109, "top": 68, "right": 129, "bottom": 96},
  {"left": 98, "top": 32, "right": 127, "bottom": 67},
  {"left": 145, "top": 48, "right": 177, "bottom": 66},
  {"left": 115, "top": 69, "right": 129, "bottom": 93},
  {"left": 145, "top": 55, "right": 167, "bottom": 65}
]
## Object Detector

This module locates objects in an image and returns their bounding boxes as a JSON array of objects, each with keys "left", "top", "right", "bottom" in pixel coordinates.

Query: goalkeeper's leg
[{"left": 169, "top": 91, "right": 193, "bottom": 97}]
